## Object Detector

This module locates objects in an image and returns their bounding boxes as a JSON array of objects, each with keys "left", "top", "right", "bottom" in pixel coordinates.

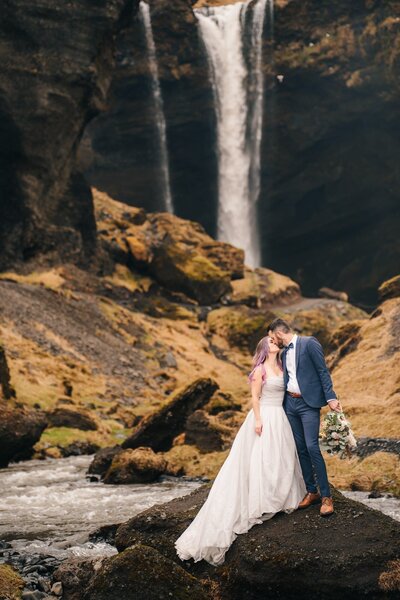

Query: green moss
[
  {"left": 207, "top": 306, "right": 272, "bottom": 350},
  {"left": 0, "top": 565, "right": 24, "bottom": 600}
]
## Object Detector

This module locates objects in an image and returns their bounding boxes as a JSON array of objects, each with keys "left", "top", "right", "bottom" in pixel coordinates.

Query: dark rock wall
[
  {"left": 79, "top": 0, "right": 218, "bottom": 234},
  {"left": 80, "top": 0, "right": 400, "bottom": 305},
  {"left": 0, "top": 0, "right": 138, "bottom": 269}
]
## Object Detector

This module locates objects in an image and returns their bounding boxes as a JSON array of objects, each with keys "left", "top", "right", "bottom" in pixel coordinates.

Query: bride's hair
[{"left": 248, "top": 335, "right": 283, "bottom": 383}]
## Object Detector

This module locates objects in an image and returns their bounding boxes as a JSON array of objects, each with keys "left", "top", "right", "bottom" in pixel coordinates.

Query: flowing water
[
  {"left": 0, "top": 455, "right": 201, "bottom": 560},
  {"left": 0, "top": 455, "right": 399, "bottom": 565},
  {"left": 139, "top": 1, "right": 174, "bottom": 213},
  {"left": 195, "top": 0, "right": 272, "bottom": 268}
]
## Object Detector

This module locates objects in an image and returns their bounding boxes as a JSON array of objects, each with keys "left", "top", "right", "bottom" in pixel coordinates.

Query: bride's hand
[{"left": 255, "top": 419, "right": 263, "bottom": 436}]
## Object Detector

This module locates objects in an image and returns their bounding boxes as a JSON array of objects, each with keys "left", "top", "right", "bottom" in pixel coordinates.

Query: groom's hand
[{"left": 328, "top": 399, "right": 341, "bottom": 412}]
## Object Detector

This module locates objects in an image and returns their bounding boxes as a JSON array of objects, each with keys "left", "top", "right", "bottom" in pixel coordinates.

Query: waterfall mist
[
  {"left": 139, "top": 1, "right": 174, "bottom": 213},
  {"left": 195, "top": 0, "right": 269, "bottom": 267}
]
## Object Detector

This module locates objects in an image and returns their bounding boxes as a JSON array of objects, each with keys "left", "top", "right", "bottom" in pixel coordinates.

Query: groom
[{"left": 268, "top": 318, "right": 341, "bottom": 517}]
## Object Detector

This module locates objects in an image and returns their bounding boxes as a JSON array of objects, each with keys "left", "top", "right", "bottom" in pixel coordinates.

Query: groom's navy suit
[{"left": 282, "top": 335, "right": 337, "bottom": 498}]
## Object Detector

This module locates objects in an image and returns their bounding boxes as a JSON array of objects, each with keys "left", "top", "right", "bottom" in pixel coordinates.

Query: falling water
[
  {"left": 139, "top": 1, "right": 174, "bottom": 213},
  {"left": 195, "top": 0, "right": 270, "bottom": 267}
]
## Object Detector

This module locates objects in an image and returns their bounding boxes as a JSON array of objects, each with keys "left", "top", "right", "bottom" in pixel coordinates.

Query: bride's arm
[{"left": 250, "top": 365, "right": 263, "bottom": 436}]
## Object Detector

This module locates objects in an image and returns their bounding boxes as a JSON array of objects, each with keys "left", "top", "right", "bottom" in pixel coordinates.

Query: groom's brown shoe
[
  {"left": 298, "top": 491, "right": 321, "bottom": 509},
  {"left": 320, "top": 496, "right": 334, "bottom": 517}
]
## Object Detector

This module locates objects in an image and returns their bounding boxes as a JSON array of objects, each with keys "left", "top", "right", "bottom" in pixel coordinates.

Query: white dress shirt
[{"left": 286, "top": 334, "right": 301, "bottom": 394}]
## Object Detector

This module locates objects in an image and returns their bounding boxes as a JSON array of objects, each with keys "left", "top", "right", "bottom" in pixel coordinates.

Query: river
[
  {"left": 0, "top": 455, "right": 201, "bottom": 561},
  {"left": 0, "top": 455, "right": 399, "bottom": 563}
]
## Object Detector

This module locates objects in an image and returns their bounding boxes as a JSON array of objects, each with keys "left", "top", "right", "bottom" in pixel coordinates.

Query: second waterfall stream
[{"left": 195, "top": 0, "right": 272, "bottom": 268}]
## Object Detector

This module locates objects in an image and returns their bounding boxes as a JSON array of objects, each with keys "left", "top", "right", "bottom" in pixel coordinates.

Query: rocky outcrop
[
  {"left": 0, "top": 402, "right": 47, "bottom": 467},
  {"left": 95, "top": 189, "right": 244, "bottom": 303},
  {"left": 379, "top": 275, "right": 400, "bottom": 302},
  {"left": 185, "top": 409, "right": 235, "bottom": 452},
  {"left": 83, "top": 544, "right": 211, "bottom": 600},
  {"left": 46, "top": 407, "right": 98, "bottom": 431},
  {"left": 103, "top": 446, "right": 168, "bottom": 483},
  {"left": 53, "top": 557, "right": 106, "bottom": 600},
  {"left": 0, "top": 343, "right": 16, "bottom": 400},
  {"left": 110, "top": 483, "right": 400, "bottom": 599},
  {"left": 87, "top": 445, "right": 123, "bottom": 476},
  {"left": 0, "top": 0, "right": 138, "bottom": 271},
  {"left": 122, "top": 378, "right": 219, "bottom": 451}
]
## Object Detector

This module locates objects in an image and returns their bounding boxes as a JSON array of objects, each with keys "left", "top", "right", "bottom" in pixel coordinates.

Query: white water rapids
[
  {"left": 195, "top": 0, "right": 272, "bottom": 267},
  {"left": 0, "top": 455, "right": 201, "bottom": 560}
]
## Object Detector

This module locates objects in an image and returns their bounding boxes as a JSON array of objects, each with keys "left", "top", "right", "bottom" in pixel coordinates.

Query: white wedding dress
[{"left": 175, "top": 373, "right": 307, "bottom": 566}]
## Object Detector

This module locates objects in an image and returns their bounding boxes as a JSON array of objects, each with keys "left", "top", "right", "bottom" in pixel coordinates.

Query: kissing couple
[{"left": 175, "top": 318, "right": 342, "bottom": 566}]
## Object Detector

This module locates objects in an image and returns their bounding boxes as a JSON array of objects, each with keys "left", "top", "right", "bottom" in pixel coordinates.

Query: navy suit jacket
[{"left": 282, "top": 335, "right": 337, "bottom": 409}]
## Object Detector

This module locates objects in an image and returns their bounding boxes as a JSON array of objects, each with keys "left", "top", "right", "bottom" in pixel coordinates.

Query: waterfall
[
  {"left": 139, "top": 1, "right": 174, "bottom": 213},
  {"left": 195, "top": 0, "right": 270, "bottom": 267}
]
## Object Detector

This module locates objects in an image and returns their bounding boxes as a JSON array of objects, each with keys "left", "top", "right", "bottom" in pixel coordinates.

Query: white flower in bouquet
[{"left": 320, "top": 408, "right": 357, "bottom": 459}]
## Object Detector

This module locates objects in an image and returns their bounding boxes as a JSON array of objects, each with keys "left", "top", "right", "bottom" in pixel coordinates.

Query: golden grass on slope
[
  {"left": 0, "top": 267, "right": 66, "bottom": 290},
  {"left": 330, "top": 298, "right": 400, "bottom": 439},
  {"left": 326, "top": 452, "right": 400, "bottom": 496}
]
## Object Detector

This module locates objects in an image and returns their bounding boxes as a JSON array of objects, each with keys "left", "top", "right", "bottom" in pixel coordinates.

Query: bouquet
[{"left": 320, "top": 410, "right": 357, "bottom": 459}]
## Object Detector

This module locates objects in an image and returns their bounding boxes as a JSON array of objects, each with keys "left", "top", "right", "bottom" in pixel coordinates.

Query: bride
[{"left": 175, "top": 335, "right": 306, "bottom": 566}]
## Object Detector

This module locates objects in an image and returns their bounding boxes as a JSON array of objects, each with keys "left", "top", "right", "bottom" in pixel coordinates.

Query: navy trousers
[{"left": 284, "top": 392, "right": 331, "bottom": 498}]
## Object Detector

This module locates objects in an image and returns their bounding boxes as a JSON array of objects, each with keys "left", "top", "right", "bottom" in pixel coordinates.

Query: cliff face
[
  {"left": 79, "top": 0, "right": 218, "bottom": 233},
  {"left": 0, "top": 0, "right": 137, "bottom": 270},
  {"left": 80, "top": 0, "right": 400, "bottom": 305}
]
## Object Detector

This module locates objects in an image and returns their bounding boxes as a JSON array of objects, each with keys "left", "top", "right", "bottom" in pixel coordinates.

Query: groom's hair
[{"left": 268, "top": 318, "right": 292, "bottom": 333}]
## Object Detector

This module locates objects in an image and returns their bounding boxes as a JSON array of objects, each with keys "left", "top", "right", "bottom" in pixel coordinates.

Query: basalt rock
[
  {"left": 82, "top": 544, "right": 211, "bottom": 600},
  {"left": 378, "top": 275, "right": 400, "bottom": 302},
  {"left": 0, "top": 0, "right": 138, "bottom": 270},
  {"left": 0, "top": 401, "right": 48, "bottom": 467},
  {"left": 0, "top": 343, "right": 16, "bottom": 400},
  {"left": 46, "top": 408, "right": 98, "bottom": 431},
  {"left": 122, "top": 378, "right": 219, "bottom": 452},
  {"left": 87, "top": 445, "right": 123, "bottom": 477},
  {"left": 103, "top": 446, "right": 168, "bottom": 484},
  {"left": 113, "top": 483, "right": 400, "bottom": 599}
]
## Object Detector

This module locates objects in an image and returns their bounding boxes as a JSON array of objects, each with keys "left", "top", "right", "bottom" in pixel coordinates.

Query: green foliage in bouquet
[{"left": 320, "top": 411, "right": 357, "bottom": 459}]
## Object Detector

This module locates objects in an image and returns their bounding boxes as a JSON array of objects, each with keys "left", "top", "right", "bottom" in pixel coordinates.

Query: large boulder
[
  {"left": 103, "top": 447, "right": 167, "bottom": 484},
  {"left": 122, "top": 378, "right": 218, "bottom": 452},
  {"left": 185, "top": 409, "right": 236, "bottom": 453},
  {"left": 87, "top": 445, "right": 123, "bottom": 477},
  {"left": 95, "top": 191, "right": 244, "bottom": 304},
  {"left": 0, "top": 402, "right": 47, "bottom": 467},
  {"left": 53, "top": 556, "right": 106, "bottom": 600},
  {"left": 83, "top": 544, "right": 211, "bottom": 600},
  {"left": 114, "top": 483, "right": 400, "bottom": 599},
  {"left": 46, "top": 407, "right": 98, "bottom": 431}
]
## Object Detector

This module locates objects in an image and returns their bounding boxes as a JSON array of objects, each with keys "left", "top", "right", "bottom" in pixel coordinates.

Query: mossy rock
[
  {"left": 0, "top": 564, "right": 24, "bottom": 600},
  {"left": 104, "top": 447, "right": 167, "bottom": 484},
  {"left": 207, "top": 306, "right": 274, "bottom": 351},
  {"left": 83, "top": 544, "right": 210, "bottom": 600},
  {"left": 204, "top": 390, "right": 242, "bottom": 415},
  {"left": 378, "top": 274, "right": 400, "bottom": 301},
  {"left": 150, "top": 240, "right": 232, "bottom": 304}
]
